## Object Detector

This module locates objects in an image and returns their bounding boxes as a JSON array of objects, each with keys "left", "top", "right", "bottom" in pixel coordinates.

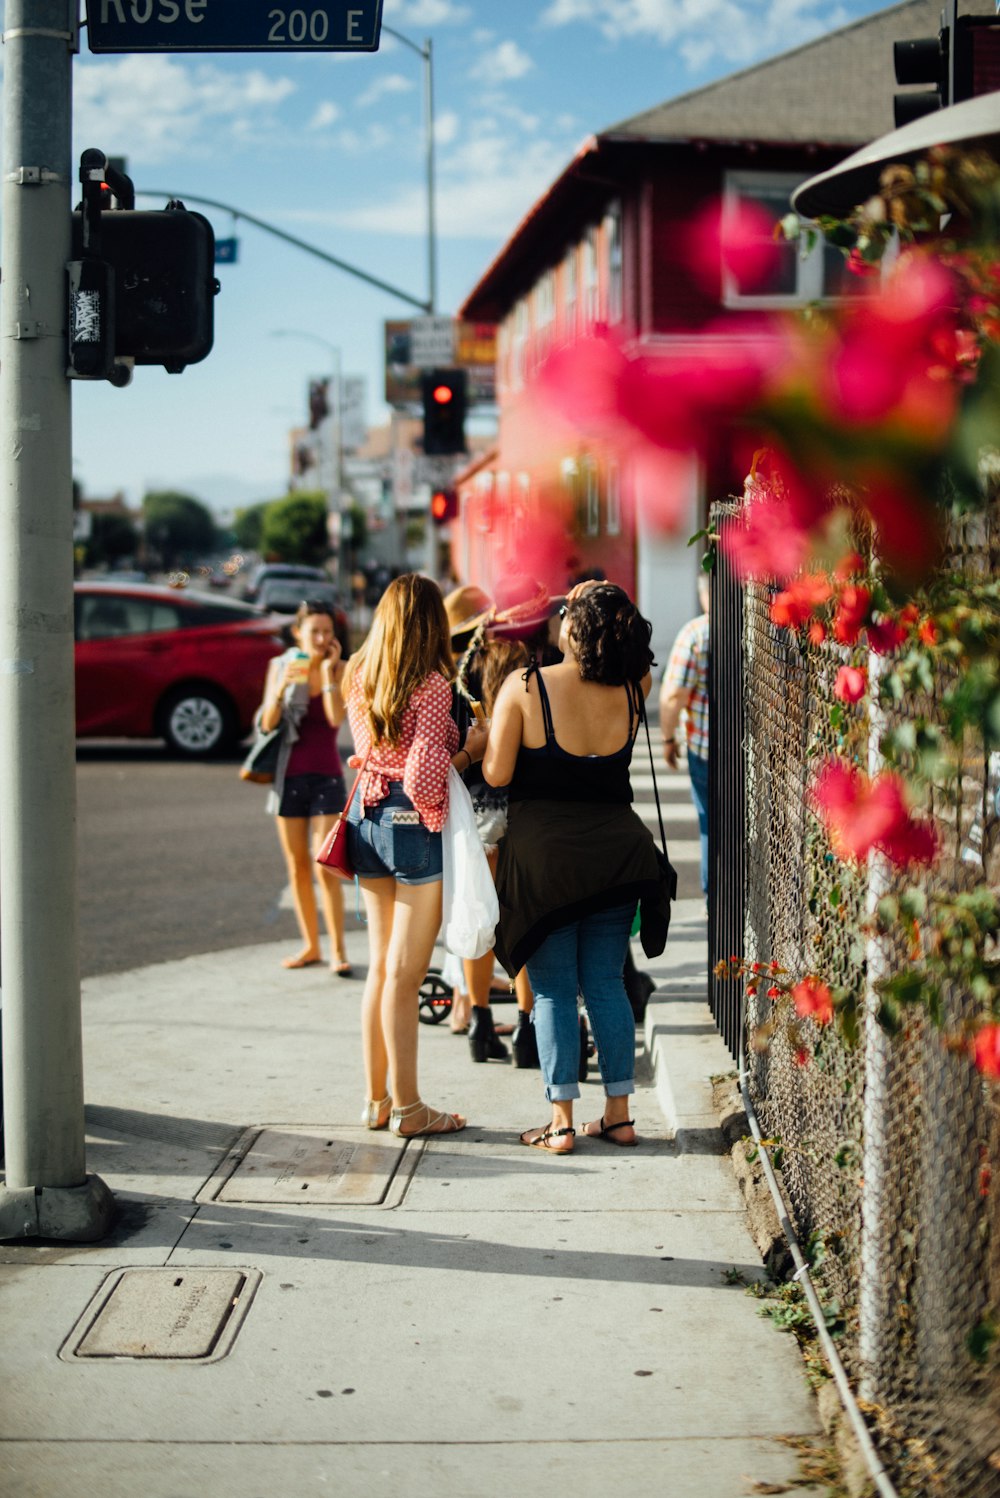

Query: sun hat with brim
[
  {"left": 443, "top": 584, "right": 492, "bottom": 639},
  {"left": 487, "top": 574, "right": 564, "bottom": 642}
]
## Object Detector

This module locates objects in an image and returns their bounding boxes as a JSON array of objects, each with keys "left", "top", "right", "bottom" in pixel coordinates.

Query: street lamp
[
  {"left": 269, "top": 329, "right": 345, "bottom": 583},
  {"left": 382, "top": 26, "right": 437, "bottom": 314}
]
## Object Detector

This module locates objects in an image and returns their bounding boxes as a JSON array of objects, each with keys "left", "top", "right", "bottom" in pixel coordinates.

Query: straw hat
[
  {"left": 443, "top": 584, "right": 492, "bottom": 639},
  {"left": 488, "top": 573, "right": 564, "bottom": 642}
]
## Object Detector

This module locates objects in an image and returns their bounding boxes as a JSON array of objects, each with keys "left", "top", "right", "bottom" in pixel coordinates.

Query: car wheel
[{"left": 158, "top": 685, "right": 236, "bottom": 757}]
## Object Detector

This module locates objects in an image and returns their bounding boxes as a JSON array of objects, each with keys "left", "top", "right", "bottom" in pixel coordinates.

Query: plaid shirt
[{"left": 663, "top": 613, "right": 709, "bottom": 760}]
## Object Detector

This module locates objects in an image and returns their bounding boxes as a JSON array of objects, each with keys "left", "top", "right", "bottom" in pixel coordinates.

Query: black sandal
[
  {"left": 585, "top": 1116, "right": 638, "bottom": 1147},
  {"left": 519, "top": 1125, "right": 575, "bottom": 1154}
]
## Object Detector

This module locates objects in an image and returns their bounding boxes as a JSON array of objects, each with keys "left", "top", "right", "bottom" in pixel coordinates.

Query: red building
[{"left": 455, "top": 0, "right": 995, "bottom": 664}]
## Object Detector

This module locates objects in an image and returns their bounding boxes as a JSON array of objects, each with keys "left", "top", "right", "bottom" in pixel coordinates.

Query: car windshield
[{"left": 258, "top": 581, "right": 339, "bottom": 612}]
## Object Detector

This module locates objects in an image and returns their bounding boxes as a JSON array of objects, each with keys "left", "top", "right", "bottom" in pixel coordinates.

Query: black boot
[
  {"left": 510, "top": 1012, "right": 540, "bottom": 1069},
  {"left": 469, "top": 1005, "right": 509, "bottom": 1063}
]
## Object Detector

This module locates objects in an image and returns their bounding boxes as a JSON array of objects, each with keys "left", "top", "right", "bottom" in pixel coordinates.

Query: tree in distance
[
  {"left": 142, "top": 490, "right": 218, "bottom": 570},
  {"left": 259, "top": 490, "right": 329, "bottom": 566}
]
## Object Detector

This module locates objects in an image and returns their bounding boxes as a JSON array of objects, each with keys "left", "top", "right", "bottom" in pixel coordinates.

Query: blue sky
[{"left": 51, "top": 0, "right": 896, "bottom": 510}]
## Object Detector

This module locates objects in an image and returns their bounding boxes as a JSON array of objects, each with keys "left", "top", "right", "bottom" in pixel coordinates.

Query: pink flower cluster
[{"left": 812, "top": 760, "right": 937, "bottom": 867}]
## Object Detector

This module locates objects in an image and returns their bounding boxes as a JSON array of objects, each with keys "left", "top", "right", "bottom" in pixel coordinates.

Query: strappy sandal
[
  {"left": 361, "top": 1095, "right": 392, "bottom": 1131},
  {"left": 389, "top": 1100, "right": 466, "bottom": 1137},
  {"left": 519, "top": 1125, "right": 575, "bottom": 1155},
  {"left": 584, "top": 1116, "right": 637, "bottom": 1147}
]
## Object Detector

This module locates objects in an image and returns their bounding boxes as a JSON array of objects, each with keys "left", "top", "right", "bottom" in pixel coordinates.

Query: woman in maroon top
[{"left": 258, "top": 600, "right": 352, "bottom": 975}]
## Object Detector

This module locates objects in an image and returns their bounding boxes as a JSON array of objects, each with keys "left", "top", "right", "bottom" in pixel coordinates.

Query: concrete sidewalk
[{"left": 0, "top": 899, "right": 818, "bottom": 1498}]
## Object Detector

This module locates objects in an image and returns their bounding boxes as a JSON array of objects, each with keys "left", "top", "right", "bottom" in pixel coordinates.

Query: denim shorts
[
  {"left": 278, "top": 772, "right": 346, "bottom": 819},
  {"left": 346, "top": 781, "right": 443, "bottom": 886}
]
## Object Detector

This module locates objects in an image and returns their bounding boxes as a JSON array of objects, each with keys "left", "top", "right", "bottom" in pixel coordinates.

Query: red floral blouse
[{"left": 346, "top": 669, "right": 458, "bottom": 832}]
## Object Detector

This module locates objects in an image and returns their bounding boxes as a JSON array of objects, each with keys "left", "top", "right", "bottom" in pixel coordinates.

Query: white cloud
[
  {"left": 539, "top": 0, "right": 854, "bottom": 69},
  {"left": 434, "top": 110, "right": 461, "bottom": 145},
  {"left": 356, "top": 73, "right": 415, "bottom": 108},
  {"left": 73, "top": 56, "right": 297, "bottom": 163},
  {"left": 305, "top": 131, "right": 571, "bottom": 240},
  {"left": 470, "top": 40, "right": 535, "bottom": 84},
  {"left": 308, "top": 101, "right": 342, "bottom": 131}
]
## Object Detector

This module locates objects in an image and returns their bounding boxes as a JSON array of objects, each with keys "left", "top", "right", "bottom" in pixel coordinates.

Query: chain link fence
[{"left": 711, "top": 496, "right": 1000, "bottom": 1497}]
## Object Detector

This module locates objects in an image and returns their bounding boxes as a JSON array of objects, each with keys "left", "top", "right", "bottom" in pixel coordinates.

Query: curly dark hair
[{"left": 566, "top": 584, "right": 655, "bottom": 685}]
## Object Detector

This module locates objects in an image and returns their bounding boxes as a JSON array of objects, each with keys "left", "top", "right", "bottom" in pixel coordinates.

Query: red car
[{"left": 75, "top": 581, "right": 287, "bottom": 756}]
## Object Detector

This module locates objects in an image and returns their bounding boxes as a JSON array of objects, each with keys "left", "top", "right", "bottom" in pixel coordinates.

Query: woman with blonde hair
[{"left": 344, "top": 573, "right": 487, "bottom": 1137}]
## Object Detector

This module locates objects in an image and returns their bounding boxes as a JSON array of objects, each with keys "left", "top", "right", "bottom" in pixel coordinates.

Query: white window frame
[
  {"left": 722, "top": 170, "right": 828, "bottom": 308},
  {"left": 606, "top": 458, "right": 621, "bottom": 536},
  {"left": 583, "top": 457, "right": 599, "bottom": 537},
  {"left": 582, "top": 227, "right": 599, "bottom": 326},
  {"left": 604, "top": 202, "right": 623, "bottom": 325},
  {"left": 535, "top": 269, "right": 555, "bottom": 360}
]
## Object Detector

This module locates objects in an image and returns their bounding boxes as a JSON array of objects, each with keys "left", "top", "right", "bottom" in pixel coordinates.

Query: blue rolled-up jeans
[
  {"left": 687, "top": 749, "right": 709, "bottom": 896},
  {"left": 525, "top": 901, "right": 637, "bottom": 1103}
]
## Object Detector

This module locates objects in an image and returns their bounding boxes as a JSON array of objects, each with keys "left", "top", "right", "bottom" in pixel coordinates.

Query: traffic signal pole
[{"left": 0, "top": 0, "right": 114, "bottom": 1240}]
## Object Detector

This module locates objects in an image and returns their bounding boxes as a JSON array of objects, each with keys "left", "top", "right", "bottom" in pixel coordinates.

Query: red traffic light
[
  {"left": 432, "top": 383, "right": 454, "bottom": 405},
  {"left": 430, "top": 488, "right": 458, "bottom": 525}
]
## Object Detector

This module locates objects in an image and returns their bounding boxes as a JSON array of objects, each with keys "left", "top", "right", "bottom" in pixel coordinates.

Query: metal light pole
[
  {"left": 0, "top": 0, "right": 113, "bottom": 1241},
  {"left": 382, "top": 26, "right": 437, "bottom": 314},
  {"left": 270, "top": 329, "right": 346, "bottom": 584}
]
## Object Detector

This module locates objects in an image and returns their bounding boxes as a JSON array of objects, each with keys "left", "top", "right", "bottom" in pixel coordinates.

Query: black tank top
[{"left": 508, "top": 665, "right": 638, "bottom": 805}]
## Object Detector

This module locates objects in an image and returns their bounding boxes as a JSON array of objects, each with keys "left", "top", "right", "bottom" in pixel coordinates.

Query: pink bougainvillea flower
[
  {"left": 807, "top": 619, "right": 827, "bottom": 645},
  {"left": 867, "top": 615, "right": 909, "bottom": 655},
  {"left": 770, "top": 572, "right": 833, "bottom": 630},
  {"left": 792, "top": 975, "right": 834, "bottom": 1026},
  {"left": 846, "top": 247, "right": 880, "bottom": 278},
  {"left": 812, "top": 760, "right": 937, "bottom": 867},
  {"left": 685, "top": 197, "right": 784, "bottom": 297},
  {"left": 834, "top": 665, "right": 867, "bottom": 702},
  {"left": 793, "top": 1046, "right": 813, "bottom": 1068},
  {"left": 832, "top": 585, "right": 871, "bottom": 645},
  {"left": 723, "top": 495, "right": 811, "bottom": 583},
  {"left": 766, "top": 986, "right": 782, "bottom": 999},
  {"left": 918, "top": 617, "right": 940, "bottom": 646},
  {"left": 834, "top": 551, "right": 865, "bottom": 581},
  {"left": 972, "top": 1024, "right": 1000, "bottom": 1080}
]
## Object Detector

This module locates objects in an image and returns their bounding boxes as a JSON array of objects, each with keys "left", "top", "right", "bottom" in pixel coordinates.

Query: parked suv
[
  {"left": 242, "top": 562, "right": 329, "bottom": 603},
  {"left": 74, "top": 581, "right": 286, "bottom": 755}
]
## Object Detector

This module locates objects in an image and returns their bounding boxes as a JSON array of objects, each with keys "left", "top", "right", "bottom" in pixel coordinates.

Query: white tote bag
[{"left": 441, "top": 767, "right": 500, "bottom": 959}]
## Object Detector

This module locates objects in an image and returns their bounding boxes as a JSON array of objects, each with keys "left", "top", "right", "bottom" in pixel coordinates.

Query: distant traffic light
[
  {"left": 893, "top": 29, "right": 949, "bottom": 126},
  {"left": 429, "top": 488, "right": 458, "bottom": 526},
  {"left": 893, "top": 2, "right": 1000, "bottom": 129},
  {"left": 421, "top": 368, "right": 467, "bottom": 455}
]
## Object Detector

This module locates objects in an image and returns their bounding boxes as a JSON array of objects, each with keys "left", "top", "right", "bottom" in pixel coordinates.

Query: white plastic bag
[{"left": 441, "top": 767, "right": 500, "bottom": 959}]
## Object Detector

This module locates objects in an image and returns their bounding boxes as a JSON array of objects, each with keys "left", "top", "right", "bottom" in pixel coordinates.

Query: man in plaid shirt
[{"left": 659, "top": 575, "right": 710, "bottom": 897}]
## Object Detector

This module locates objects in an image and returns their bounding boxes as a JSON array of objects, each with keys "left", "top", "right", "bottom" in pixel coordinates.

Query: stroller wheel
[{"left": 418, "top": 969, "right": 454, "bottom": 1025}]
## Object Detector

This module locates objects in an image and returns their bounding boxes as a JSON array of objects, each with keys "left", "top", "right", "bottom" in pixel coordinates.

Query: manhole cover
[
  {"left": 63, "top": 1267, "right": 261, "bottom": 1362},
  {"left": 216, "top": 1127, "right": 408, "bottom": 1205}
]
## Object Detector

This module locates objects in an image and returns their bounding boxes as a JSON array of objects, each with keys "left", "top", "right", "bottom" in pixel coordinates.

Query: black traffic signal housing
[
  {"left": 893, "top": 28, "right": 949, "bottom": 126},
  {"left": 429, "top": 487, "right": 458, "bottom": 526},
  {"left": 421, "top": 368, "right": 467, "bottom": 455},
  {"left": 69, "top": 149, "right": 219, "bottom": 382}
]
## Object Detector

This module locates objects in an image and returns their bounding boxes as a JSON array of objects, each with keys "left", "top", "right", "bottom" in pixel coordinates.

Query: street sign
[
  {"left": 85, "top": 0, "right": 383, "bottom": 53},
  {"left": 409, "top": 315, "right": 455, "bottom": 369}
]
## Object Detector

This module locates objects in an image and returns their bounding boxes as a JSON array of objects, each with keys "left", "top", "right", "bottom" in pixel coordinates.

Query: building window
[
  {"left": 582, "top": 228, "right": 599, "bottom": 326},
  {"left": 584, "top": 458, "right": 599, "bottom": 537},
  {"left": 606, "top": 459, "right": 621, "bottom": 536},
  {"left": 563, "top": 247, "right": 578, "bottom": 338},
  {"left": 604, "top": 203, "right": 623, "bottom": 324},
  {"left": 510, "top": 299, "right": 529, "bottom": 389},
  {"left": 535, "top": 270, "right": 555, "bottom": 363},
  {"left": 722, "top": 171, "right": 864, "bottom": 306}
]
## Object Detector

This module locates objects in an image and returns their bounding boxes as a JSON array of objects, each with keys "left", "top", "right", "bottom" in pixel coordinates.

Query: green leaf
[{"left": 967, "top": 1317, "right": 998, "bottom": 1366}]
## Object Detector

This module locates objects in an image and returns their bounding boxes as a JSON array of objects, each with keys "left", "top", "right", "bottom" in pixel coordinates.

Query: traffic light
[
  {"left": 429, "top": 488, "right": 458, "bottom": 526},
  {"left": 421, "top": 368, "right": 467, "bottom": 455},
  {"left": 69, "top": 148, "right": 220, "bottom": 382},
  {"left": 893, "top": 27, "right": 949, "bottom": 126},
  {"left": 893, "top": 4, "right": 1000, "bottom": 128}
]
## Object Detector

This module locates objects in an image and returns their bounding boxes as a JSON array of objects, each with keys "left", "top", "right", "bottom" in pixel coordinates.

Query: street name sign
[{"left": 85, "top": 0, "right": 383, "bottom": 53}]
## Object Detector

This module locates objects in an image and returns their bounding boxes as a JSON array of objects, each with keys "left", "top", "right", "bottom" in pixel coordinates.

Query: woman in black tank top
[{"left": 483, "top": 582, "right": 661, "bottom": 1155}]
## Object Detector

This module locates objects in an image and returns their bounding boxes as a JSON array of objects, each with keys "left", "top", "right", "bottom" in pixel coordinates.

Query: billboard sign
[{"left": 385, "top": 319, "right": 496, "bottom": 406}]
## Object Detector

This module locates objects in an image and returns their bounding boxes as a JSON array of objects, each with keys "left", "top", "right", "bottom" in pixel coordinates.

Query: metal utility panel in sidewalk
[{"left": 196, "top": 1126, "right": 422, "bottom": 1207}]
